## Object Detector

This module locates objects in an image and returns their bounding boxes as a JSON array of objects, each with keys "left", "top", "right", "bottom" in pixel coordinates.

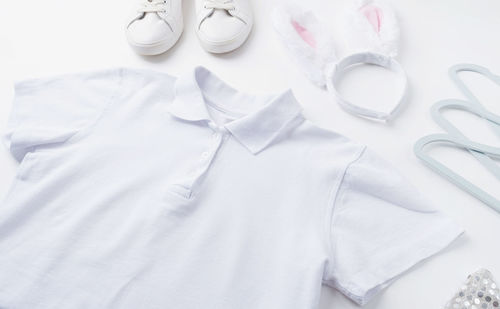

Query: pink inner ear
[
  {"left": 291, "top": 19, "right": 317, "bottom": 48},
  {"left": 360, "top": 5, "right": 383, "bottom": 33}
]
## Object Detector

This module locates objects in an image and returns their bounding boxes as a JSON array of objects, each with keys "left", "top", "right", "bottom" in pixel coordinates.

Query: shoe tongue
[
  {"left": 142, "top": 12, "right": 163, "bottom": 22},
  {"left": 211, "top": 9, "right": 232, "bottom": 18}
]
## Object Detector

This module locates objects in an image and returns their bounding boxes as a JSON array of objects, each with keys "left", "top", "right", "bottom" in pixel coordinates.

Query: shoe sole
[
  {"left": 196, "top": 21, "right": 252, "bottom": 54},
  {"left": 126, "top": 26, "right": 183, "bottom": 56}
]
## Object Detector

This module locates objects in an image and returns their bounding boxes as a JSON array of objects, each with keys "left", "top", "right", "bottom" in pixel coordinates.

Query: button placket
[
  {"left": 169, "top": 124, "right": 228, "bottom": 199},
  {"left": 189, "top": 127, "right": 226, "bottom": 190}
]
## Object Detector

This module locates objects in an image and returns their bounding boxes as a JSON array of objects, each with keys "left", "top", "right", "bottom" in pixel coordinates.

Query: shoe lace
[
  {"left": 204, "top": 0, "right": 235, "bottom": 10},
  {"left": 138, "top": 0, "right": 168, "bottom": 13}
]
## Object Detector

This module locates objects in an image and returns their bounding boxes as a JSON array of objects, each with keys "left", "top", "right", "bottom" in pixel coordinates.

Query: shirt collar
[{"left": 166, "top": 66, "right": 304, "bottom": 154}]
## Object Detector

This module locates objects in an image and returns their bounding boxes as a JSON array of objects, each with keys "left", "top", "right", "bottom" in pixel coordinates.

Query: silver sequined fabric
[{"left": 445, "top": 269, "right": 500, "bottom": 309}]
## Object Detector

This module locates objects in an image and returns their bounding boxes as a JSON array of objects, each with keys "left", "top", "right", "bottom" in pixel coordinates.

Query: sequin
[{"left": 445, "top": 269, "right": 499, "bottom": 309}]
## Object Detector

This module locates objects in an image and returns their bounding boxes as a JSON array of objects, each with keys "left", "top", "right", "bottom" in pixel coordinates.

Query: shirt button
[{"left": 201, "top": 152, "right": 209, "bottom": 158}]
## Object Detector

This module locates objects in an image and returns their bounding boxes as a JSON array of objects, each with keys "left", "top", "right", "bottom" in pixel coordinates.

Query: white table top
[{"left": 0, "top": 0, "right": 499, "bottom": 308}]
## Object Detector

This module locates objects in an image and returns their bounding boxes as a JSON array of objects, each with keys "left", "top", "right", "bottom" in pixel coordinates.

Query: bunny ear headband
[{"left": 273, "top": 0, "right": 408, "bottom": 121}]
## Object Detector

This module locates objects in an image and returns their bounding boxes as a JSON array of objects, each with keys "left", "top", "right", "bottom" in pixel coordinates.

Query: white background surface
[{"left": 0, "top": 0, "right": 499, "bottom": 308}]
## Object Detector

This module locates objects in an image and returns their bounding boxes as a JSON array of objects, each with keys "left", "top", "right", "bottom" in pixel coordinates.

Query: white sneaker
[
  {"left": 195, "top": 0, "right": 253, "bottom": 53},
  {"left": 126, "top": 0, "right": 183, "bottom": 56}
]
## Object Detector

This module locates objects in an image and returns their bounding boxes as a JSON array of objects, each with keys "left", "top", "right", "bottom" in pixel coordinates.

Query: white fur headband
[{"left": 273, "top": 0, "right": 407, "bottom": 121}]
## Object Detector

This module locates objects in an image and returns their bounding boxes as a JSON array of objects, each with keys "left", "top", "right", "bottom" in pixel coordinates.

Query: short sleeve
[
  {"left": 2, "top": 69, "right": 122, "bottom": 162},
  {"left": 324, "top": 147, "right": 464, "bottom": 305}
]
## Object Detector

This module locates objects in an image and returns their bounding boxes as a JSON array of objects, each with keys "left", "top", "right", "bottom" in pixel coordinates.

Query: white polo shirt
[{"left": 0, "top": 66, "right": 463, "bottom": 309}]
